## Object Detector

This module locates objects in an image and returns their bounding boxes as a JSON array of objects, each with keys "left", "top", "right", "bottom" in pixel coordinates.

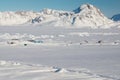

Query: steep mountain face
[
  {"left": 0, "top": 4, "right": 113, "bottom": 28},
  {"left": 111, "top": 14, "right": 120, "bottom": 21},
  {"left": 72, "top": 4, "right": 113, "bottom": 27}
]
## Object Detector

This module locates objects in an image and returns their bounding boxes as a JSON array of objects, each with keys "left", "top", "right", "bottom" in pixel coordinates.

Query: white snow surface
[
  {"left": 0, "top": 60, "right": 114, "bottom": 80},
  {"left": 0, "top": 25, "right": 120, "bottom": 80}
]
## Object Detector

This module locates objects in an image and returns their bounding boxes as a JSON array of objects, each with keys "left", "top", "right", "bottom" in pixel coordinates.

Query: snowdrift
[{"left": 0, "top": 60, "right": 114, "bottom": 80}]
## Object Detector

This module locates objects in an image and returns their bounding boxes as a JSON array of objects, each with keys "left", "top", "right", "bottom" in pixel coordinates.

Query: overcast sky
[{"left": 0, "top": 0, "right": 120, "bottom": 18}]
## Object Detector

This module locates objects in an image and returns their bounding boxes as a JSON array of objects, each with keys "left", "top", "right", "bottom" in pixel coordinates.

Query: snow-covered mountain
[
  {"left": 72, "top": 4, "right": 113, "bottom": 28},
  {"left": 0, "top": 11, "right": 41, "bottom": 25},
  {"left": 111, "top": 14, "right": 120, "bottom": 21},
  {"left": 0, "top": 4, "right": 113, "bottom": 28}
]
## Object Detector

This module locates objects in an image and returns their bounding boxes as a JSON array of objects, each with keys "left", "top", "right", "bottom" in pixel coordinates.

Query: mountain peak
[
  {"left": 73, "top": 4, "right": 106, "bottom": 19},
  {"left": 80, "top": 4, "right": 94, "bottom": 10},
  {"left": 73, "top": 4, "right": 95, "bottom": 13}
]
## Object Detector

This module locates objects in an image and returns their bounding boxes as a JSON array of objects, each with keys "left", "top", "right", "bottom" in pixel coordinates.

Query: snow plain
[{"left": 0, "top": 25, "right": 120, "bottom": 80}]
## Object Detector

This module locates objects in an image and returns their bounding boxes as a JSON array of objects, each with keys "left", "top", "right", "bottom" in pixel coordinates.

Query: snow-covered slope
[
  {"left": 0, "top": 60, "right": 114, "bottom": 80},
  {"left": 0, "top": 11, "right": 41, "bottom": 25},
  {"left": 72, "top": 4, "right": 113, "bottom": 28},
  {"left": 111, "top": 14, "right": 120, "bottom": 21},
  {"left": 0, "top": 4, "right": 113, "bottom": 28}
]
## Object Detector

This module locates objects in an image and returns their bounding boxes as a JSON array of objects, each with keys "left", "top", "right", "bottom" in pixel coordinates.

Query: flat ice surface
[{"left": 0, "top": 25, "right": 120, "bottom": 80}]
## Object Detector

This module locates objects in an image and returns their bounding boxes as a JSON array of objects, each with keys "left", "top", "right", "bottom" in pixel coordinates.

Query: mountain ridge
[{"left": 0, "top": 4, "right": 115, "bottom": 28}]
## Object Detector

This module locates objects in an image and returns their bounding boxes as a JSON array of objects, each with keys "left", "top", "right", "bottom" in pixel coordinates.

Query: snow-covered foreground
[
  {"left": 0, "top": 25, "right": 120, "bottom": 80},
  {"left": 0, "top": 60, "right": 115, "bottom": 80},
  {"left": 0, "top": 45, "right": 120, "bottom": 80}
]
